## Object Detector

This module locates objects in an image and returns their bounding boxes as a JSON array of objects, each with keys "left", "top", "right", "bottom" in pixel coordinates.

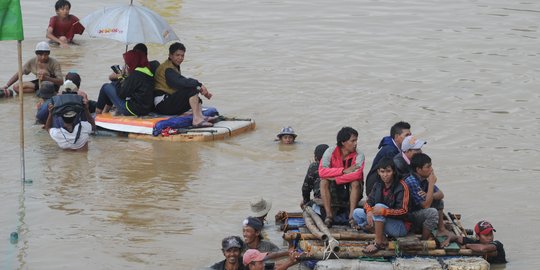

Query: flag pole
[{"left": 17, "top": 40, "right": 26, "bottom": 182}]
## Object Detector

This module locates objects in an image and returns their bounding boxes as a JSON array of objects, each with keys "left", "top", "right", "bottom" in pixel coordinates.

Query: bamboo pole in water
[
  {"left": 17, "top": 41, "right": 26, "bottom": 182},
  {"left": 304, "top": 206, "right": 339, "bottom": 252}
]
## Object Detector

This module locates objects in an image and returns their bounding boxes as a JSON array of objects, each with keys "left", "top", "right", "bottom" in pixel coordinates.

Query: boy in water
[
  {"left": 444, "top": 220, "right": 507, "bottom": 264},
  {"left": 276, "top": 127, "right": 297, "bottom": 144},
  {"left": 46, "top": 0, "right": 85, "bottom": 48}
]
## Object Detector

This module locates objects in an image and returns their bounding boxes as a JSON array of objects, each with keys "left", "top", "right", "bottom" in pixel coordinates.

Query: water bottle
[{"left": 10, "top": 232, "right": 18, "bottom": 244}]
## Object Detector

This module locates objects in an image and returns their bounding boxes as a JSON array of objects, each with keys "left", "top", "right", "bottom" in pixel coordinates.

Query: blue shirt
[{"left": 404, "top": 173, "right": 439, "bottom": 209}]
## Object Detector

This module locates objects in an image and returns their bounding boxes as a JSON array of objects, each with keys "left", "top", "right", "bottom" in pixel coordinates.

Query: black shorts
[
  {"left": 31, "top": 79, "right": 60, "bottom": 92},
  {"left": 30, "top": 79, "right": 40, "bottom": 91}
]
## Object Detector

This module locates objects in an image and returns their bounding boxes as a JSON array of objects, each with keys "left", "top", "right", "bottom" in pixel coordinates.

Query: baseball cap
[
  {"left": 36, "top": 81, "right": 56, "bottom": 99},
  {"left": 277, "top": 126, "right": 297, "bottom": 139},
  {"left": 60, "top": 80, "right": 78, "bottom": 93},
  {"left": 221, "top": 236, "right": 243, "bottom": 251},
  {"left": 243, "top": 249, "right": 267, "bottom": 266},
  {"left": 65, "top": 72, "right": 81, "bottom": 88},
  {"left": 243, "top": 217, "right": 263, "bottom": 231},
  {"left": 63, "top": 110, "right": 78, "bottom": 118},
  {"left": 474, "top": 220, "right": 496, "bottom": 235},
  {"left": 35, "top": 41, "right": 50, "bottom": 52},
  {"left": 401, "top": 135, "right": 427, "bottom": 152}
]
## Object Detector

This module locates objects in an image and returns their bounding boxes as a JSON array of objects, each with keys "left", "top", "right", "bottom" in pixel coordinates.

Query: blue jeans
[
  {"left": 96, "top": 83, "right": 130, "bottom": 116},
  {"left": 352, "top": 203, "right": 408, "bottom": 237}
]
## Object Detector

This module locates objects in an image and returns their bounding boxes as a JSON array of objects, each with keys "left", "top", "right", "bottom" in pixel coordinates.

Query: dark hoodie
[{"left": 365, "top": 136, "right": 400, "bottom": 195}]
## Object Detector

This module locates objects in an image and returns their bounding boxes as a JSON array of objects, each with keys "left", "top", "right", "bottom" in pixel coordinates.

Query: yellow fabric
[
  {"left": 135, "top": 67, "right": 153, "bottom": 77},
  {"left": 154, "top": 59, "right": 179, "bottom": 95}
]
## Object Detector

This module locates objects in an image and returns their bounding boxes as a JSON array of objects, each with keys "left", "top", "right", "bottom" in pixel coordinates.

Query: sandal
[
  {"left": 349, "top": 218, "right": 361, "bottom": 230},
  {"left": 324, "top": 217, "right": 333, "bottom": 228},
  {"left": 192, "top": 120, "right": 213, "bottom": 128},
  {"left": 362, "top": 242, "right": 386, "bottom": 254}
]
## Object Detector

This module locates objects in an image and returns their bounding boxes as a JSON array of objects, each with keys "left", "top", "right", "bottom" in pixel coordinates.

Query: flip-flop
[
  {"left": 324, "top": 217, "right": 333, "bottom": 228},
  {"left": 192, "top": 120, "right": 213, "bottom": 128},
  {"left": 349, "top": 218, "right": 361, "bottom": 230},
  {"left": 362, "top": 242, "right": 386, "bottom": 254},
  {"left": 204, "top": 116, "right": 219, "bottom": 123}
]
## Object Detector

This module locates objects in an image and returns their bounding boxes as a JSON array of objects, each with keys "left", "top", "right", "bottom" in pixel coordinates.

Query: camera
[{"left": 111, "top": 65, "right": 122, "bottom": 74}]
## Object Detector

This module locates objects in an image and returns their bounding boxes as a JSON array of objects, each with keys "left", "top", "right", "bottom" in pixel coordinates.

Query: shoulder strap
[{"left": 73, "top": 114, "right": 83, "bottom": 144}]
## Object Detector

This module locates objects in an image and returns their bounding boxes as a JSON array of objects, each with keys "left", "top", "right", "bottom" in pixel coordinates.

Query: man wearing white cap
[
  {"left": 2, "top": 41, "right": 63, "bottom": 94},
  {"left": 45, "top": 98, "right": 95, "bottom": 150},
  {"left": 393, "top": 135, "right": 426, "bottom": 179}
]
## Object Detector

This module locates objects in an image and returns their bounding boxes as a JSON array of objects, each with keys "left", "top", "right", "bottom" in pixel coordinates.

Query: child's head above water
[
  {"left": 277, "top": 126, "right": 297, "bottom": 144},
  {"left": 55, "top": 0, "right": 71, "bottom": 11},
  {"left": 474, "top": 220, "right": 496, "bottom": 244}
]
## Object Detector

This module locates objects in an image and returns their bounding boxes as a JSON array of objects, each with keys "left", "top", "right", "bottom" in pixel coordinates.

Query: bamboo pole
[
  {"left": 298, "top": 240, "right": 494, "bottom": 260},
  {"left": 304, "top": 206, "right": 339, "bottom": 252},
  {"left": 283, "top": 231, "right": 375, "bottom": 241},
  {"left": 299, "top": 238, "right": 437, "bottom": 251},
  {"left": 302, "top": 211, "right": 326, "bottom": 241},
  {"left": 444, "top": 212, "right": 465, "bottom": 237},
  {"left": 448, "top": 212, "right": 469, "bottom": 236},
  {"left": 17, "top": 41, "right": 26, "bottom": 182}
]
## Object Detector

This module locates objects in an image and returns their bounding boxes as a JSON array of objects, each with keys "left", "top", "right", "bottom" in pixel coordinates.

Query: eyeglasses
[{"left": 36, "top": 51, "right": 50, "bottom": 56}]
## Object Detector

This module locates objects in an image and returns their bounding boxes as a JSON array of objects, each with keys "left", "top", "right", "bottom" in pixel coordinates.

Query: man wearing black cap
[
  {"left": 210, "top": 236, "right": 247, "bottom": 270},
  {"left": 242, "top": 217, "right": 279, "bottom": 253}
]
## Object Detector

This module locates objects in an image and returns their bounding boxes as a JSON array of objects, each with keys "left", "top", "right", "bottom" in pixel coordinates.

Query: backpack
[{"left": 51, "top": 94, "right": 84, "bottom": 116}]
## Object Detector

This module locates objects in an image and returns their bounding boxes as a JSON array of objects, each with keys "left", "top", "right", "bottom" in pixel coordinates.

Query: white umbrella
[{"left": 80, "top": 3, "right": 179, "bottom": 46}]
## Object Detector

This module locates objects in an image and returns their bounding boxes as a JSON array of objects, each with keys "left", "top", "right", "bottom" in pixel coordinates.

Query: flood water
[{"left": 1, "top": 0, "right": 539, "bottom": 269}]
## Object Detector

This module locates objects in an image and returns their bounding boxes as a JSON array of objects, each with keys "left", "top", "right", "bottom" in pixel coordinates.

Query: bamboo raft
[{"left": 275, "top": 208, "right": 495, "bottom": 263}]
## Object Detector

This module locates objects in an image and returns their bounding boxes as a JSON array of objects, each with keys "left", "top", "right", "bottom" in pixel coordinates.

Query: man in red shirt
[{"left": 318, "top": 127, "right": 365, "bottom": 228}]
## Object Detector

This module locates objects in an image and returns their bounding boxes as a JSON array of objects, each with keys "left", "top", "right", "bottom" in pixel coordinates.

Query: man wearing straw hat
[
  {"left": 250, "top": 198, "right": 272, "bottom": 225},
  {"left": 2, "top": 41, "right": 63, "bottom": 94}
]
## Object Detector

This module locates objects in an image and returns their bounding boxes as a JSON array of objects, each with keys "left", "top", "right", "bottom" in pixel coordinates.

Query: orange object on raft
[{"left": 95, "top": 113, "right": 256, "bottom": 142}]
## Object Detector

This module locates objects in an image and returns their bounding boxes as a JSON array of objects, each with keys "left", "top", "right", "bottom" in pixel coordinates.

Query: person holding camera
[
  {"left": 45, "top": 97, "right": 95, "bottom": 150},
  {"left": 95, "top": 49, "right": 155, "bottom": 116}
]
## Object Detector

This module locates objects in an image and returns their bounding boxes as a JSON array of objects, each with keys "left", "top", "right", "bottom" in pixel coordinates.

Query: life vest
[{"left": 154, "top": 59, "right": 179, "bottom": 95}]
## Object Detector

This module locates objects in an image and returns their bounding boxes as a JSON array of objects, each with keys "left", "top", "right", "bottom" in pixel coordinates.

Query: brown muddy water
[{"left": 1, "top": 0, "right": 539, "bottom": 269}]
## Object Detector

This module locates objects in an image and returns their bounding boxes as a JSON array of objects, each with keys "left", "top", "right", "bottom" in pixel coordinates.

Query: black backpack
[{"left": 51, "top": 94, "right": 84, "bottom": 116}]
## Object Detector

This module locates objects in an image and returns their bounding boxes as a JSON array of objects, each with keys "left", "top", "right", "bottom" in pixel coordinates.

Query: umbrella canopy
[{"left": 79, "top": 4, "right": 179, "bottom": 45}]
